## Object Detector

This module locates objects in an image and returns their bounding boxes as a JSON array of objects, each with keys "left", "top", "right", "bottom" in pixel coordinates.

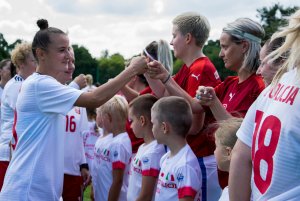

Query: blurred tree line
[{"left": 0, "top": 3, "right": 298, "bottom": 83}]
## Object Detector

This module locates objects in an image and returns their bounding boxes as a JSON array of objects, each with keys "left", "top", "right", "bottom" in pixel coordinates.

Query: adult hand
[
  {"left": 147, "top": 60, "right": 169, "bottom": 82},
  {"left": 74, "top": 74, "right": 87, "bottom": 90},
  {"left": 195, "top": 86, "right": 216, "bottom": 106},
  {"left": 128, "top": 56, "right": 148, "bottom": 75}
]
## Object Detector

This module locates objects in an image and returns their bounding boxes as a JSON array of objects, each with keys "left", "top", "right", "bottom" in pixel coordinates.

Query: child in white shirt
[
  {"left": 127, "top": 94, "right": 165, "bottom": 201},
  {"left": 151, "top": 96, "right": 202, "bottom": 201}
]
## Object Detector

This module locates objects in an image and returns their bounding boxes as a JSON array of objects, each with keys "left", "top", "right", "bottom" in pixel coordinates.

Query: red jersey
[
  {"left": 174, "top": 57, "right": 221, "bottom": 157},
  {"left": 215, "top": 74, "right": 265, "bottom": 116}
]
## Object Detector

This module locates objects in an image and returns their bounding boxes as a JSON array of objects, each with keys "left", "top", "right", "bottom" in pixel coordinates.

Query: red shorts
[
  {"left": 0, "top": 161, "right": 9, "bottom": 191},
  {"left": 62, "top": 174, "right": 83, "bottom": 201}
]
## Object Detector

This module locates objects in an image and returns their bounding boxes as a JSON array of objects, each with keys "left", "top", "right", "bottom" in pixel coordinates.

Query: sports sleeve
[
  {"left": 5, "top": 83, "right": 21, "bottom": 109},
  {"left": 176, "top": 165, "right": 201, "bottom": 199},
  {"left": 236, "top": 100, "right": 258, "bottom": 147},
  {"left": 141, "top": 153, "right": 161, "bottom": 177},
  {"left": 111, "top": 143, "right": 128, "bottom": 170},
  {"left": 37, "top": 78, "right": 83, "bottom": 115},
  {"left": 79, "top": 108, "right": 89, "bottom": 164}
]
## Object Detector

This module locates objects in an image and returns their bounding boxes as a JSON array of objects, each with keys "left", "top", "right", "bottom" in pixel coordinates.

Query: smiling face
[
  {"left": 219, "top": 33, "right": 245, "bottom": 72},
  {"left": 39, "top": 33, "right": 72, "bottom": 83}
]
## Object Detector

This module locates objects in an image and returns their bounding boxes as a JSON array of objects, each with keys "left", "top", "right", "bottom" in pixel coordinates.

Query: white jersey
[
  {"left": 64, "top": 106, "right": 89, "bottom": 176},
  {"left": 82, "top": 120, "right": 100, "bottom": 168},
  {"left": 111, "top": 132, "right": 132, "bottom": 201},
  {"left": 237, "top": 69, "right": 300, "bottom": 200},
  {"left": 218, "top": 186, "right": 229, "bottom": 201},
  {"left": 155, "top": 144, "right": 202, "bottom": 201},
  {"left": 0, "top": 75, "right": 23, "bottom": 161},
  {"left": 0, "top": 73, "right": 83, "bottom": 201},
  {"left": 91, "top": 133, "right": 113, "bottom": 201},
  {"left": 127, "top": 140, "right": 165, "bottom": 201}
]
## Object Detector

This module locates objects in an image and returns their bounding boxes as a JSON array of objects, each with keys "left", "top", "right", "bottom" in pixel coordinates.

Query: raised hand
[
  {"left": 128, "top": 56, "right": 148, "bottom": 75},
  {"left": 147, "top": 60, "right": 169, "bottom": 82},
  {"left": 195, "top": 86, "right": 216, "bottom": 106}
]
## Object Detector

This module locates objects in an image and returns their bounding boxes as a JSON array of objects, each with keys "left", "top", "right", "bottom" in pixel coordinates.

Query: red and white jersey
[
  {"left": 0, "top": 73, "right": 83, "bottom": 201},
  {"left": 237, "top": 69, "right": 300, "bottom": 200},
  {"left": 64, "top": 106, "right": 89, "bottom": 176},
  {"left": 82, "top": 120, "right": 101, "bottom": 168},
  {"left": 111, "top": 132, "right": 132, "bottom": 201},
  {"left": 127, "top": 140, "right": 165, "bottom": 201},
  {"left": 0, "top": 75, "right": 23, "bottom": 161},
  {"left": 91, "top": 133, "right": 113, "bottom": 201},
  {"left": 155, "top": 144, "right": 201, "bottom": 201}
]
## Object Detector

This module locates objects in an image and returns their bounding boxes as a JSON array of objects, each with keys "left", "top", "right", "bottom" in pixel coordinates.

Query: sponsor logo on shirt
[
  {"left": 157, "top": 172, "right": 177, "bottom": 189},
  {"left": 142, "top": 157, "right": 149, "bottom": 164},
  {"left": 191, "top": 73, "right": 201, "bottom": 81},
  {"left": 114, "top": 151, "right": 118, "bottom": 157},
  {"left": 177, "top": 173, "right": 184, "bottom": 181},
  {"left": 229, "top": 93, "right": 235, "bottom": 101}
]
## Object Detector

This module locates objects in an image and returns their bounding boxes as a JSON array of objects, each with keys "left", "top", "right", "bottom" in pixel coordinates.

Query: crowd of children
[{"left": 0, "top": 7, "right": 299, "bottom": 201}]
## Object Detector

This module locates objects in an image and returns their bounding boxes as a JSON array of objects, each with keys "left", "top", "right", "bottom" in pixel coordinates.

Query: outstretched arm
[{"left": 75, "top": 56, "right": 148, "bottom": 108}]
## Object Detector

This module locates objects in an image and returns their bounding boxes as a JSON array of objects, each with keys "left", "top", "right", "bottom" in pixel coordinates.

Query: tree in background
[
  {"left": 98, "top": 51, "right": 125, "bottom": 84},
  {"left": 0, "top": 33, "right": 21, "bottom": 61},
  {"left": 72, "top": 44, "right": 99, "bottom": 83},
  {"left": 257, "top": 3, "right": 298, "bottom": 42}
]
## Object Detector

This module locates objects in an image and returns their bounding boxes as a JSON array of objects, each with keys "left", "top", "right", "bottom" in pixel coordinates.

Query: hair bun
[{"left": 37, "top": 19, "right": 49, "bottom": 30}]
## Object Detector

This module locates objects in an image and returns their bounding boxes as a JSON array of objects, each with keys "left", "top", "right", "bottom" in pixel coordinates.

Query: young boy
[
  {"left": 127, "top": 94, "right": 165, "bottom": 201},
  {"left": 146, "top": 12, "right": 222, "bottom": 201},
  {"left": 151, "top": 96, "right": 201, "bottom": 201},
  {"left": 214, "top": 118, "right": 242, "bottom": 201},
  {"left": 91, "top": 95, "right": 132, "bottom": 201}
]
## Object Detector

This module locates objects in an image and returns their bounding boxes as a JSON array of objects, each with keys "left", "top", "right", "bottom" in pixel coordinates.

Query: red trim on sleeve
[
  {"left": 178, "top": 186, "right": 197, "bottom": 199},
  {"left": 142, "top": 168, "right": 160, "bottom": 177},
  {"left": 112, "top": 161, "right": 126, "bottom": 170}
]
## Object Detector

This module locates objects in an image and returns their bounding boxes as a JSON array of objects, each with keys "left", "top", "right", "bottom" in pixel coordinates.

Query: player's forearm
[
  {"left": 209, "top": 97, "right": 232, "bottom": 121},
  {"left": 229, "top": 140, "right": 252, "bottom": 201},
  {"left": 187, "top": 113, "right": 205, "bottom": 135},
  {"left": 144, "top": 73, "right": 169, "bottom": 98},
  {"left": 108, "top": 180, "right": 123, "bottom": 201},
  {"left": 75, "top": 68, "right": 136, "bottom": 108}
]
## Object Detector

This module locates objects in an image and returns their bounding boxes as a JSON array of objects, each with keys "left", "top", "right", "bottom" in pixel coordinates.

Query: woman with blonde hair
[{"left": 230, "top": 9, "right": 300, "bottom": 200}]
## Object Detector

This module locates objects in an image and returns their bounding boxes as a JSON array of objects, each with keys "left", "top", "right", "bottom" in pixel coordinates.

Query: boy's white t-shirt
[
  {"left": 91, "top": 133, "right": 113, "bottom": 201},
  {"left": 218, "top": 186, "right": 229, "bottom": 201},
  {"left": 111, "top": 132, "right": 132, "bottom": 201},
  {"left": 64, "top": 106, "right": 89, "bottom": 176},
  {"left": 127, "top": 140, "right": 165, "bottom": 201},
  {"left": 82, "top": 120, "right": 100, "bottom": 168},
  {"left": 155, "top": 144, "right": 202, "bottom": 201},
  {"left": 0, "top": 73, "right": 83, "bottom": 201},
  {"left": 237, "top": 69, "right": 300, "bottom": 200},
  {"left": 0, "top": 75, "right": 23, "bottom": 161}
]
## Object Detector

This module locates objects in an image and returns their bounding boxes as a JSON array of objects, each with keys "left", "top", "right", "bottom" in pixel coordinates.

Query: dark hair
[
  {"left": 129, "top": 94, "right": 158, "bottom": 120},
  {"left": 32, "top": 19, "right": 66, "bottom": 59},
  {"left": 0, "top": 59, "right": 17, "bottom": 77},
  {"left": 144, "top": 41, "right": 158, "bottom": 60},
  {"left": 137, "top": 74, "right": 148, "bottom": 86},
  {"left": 152, "top": 96, "right": 192, "bottom": 138}
]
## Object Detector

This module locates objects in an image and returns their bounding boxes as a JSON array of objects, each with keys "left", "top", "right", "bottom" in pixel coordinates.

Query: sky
[{"left": 0, "top": 0, "right": 299, "bottom": 59}]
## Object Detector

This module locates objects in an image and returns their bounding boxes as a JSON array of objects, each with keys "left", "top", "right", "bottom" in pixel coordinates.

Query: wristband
[
  {"left": 162, "top": 74, "right": 171, "bottom": 84},
  {"left": 80, "top": 163, "right": 89, "bottom": 171}
]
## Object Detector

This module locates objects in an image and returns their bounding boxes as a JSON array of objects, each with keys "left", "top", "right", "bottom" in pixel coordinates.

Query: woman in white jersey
[
  {"left": 0, "top": 19, "right": 147, "bottom": 201},
  {"left": 0, "top": 42, "right": 37, "bottom": 191},
  {"left": 229, "top": 9, "right": 300, "bottom": 200}
]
